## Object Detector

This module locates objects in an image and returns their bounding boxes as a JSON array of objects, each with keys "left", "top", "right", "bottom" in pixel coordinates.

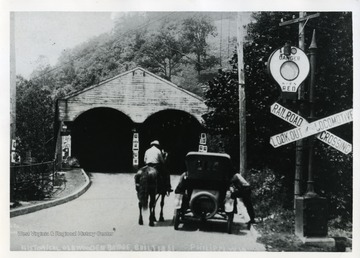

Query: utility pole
[
  {"left": 295, "top": 11, "right": 306, "bottom": 205},
  {"left": 237, "top": 13, "right": 247, "bottom": 176}
]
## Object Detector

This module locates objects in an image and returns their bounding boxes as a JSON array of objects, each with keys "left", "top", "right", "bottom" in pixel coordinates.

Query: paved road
[{"left": 10, "top": 173, "right": 265, "bottom": 251}]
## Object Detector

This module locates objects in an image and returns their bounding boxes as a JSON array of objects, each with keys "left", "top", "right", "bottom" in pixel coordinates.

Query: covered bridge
[{"left": 55, "top": 67, "right": 208, "bottom": 173}]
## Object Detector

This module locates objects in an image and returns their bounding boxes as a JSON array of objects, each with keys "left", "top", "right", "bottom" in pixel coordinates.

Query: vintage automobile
[{"left": 173, "top": 151, "right": 237, "bottom": 233}]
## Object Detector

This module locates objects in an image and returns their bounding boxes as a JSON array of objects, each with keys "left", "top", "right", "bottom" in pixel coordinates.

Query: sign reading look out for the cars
[
  {"left": 268, "top": 46, "right": 310, "bottom": 93},
  {"left": 270, "top": 108, "right": 353, "bottom": 148},
  {"left": 270, "top": 103, "right": 352, "bottom": 154}
]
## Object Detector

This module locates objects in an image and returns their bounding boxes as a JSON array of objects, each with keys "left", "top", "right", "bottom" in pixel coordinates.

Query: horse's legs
[
  {"left": 149, "top": 193, "right": 156, "bottom": 226},
  {"left": 138, "top": 202, "right": 143, "bottom": 225},
  {"left": 159, "top": 194, "right": 165, "bottom": 222},
  {"left": 152, "top": 199, "right": 157, "bottom": 222}
]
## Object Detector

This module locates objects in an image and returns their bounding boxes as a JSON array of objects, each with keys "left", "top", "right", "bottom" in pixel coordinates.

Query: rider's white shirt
[{"left": 144, "top": 146, "right": 164, "bottom": 164}]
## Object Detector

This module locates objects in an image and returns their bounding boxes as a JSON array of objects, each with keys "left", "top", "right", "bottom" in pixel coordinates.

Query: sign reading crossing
[
  {"left": 317, "top": 131, "right": 352, "bottom": 155},
  {"left": 270, "top": 103, "right": 352, "bottom": 154},
  {"left": 270, "top": 109, "right": 353, "bottom": 148}
]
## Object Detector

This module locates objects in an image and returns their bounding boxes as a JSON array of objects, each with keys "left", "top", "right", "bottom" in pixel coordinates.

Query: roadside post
[
  {"left": 237, "top": 13, "right": 247, "bottom": 176},
  {"left": 279, "top": 12, "right": 318, "bottom": 201},
  {"left": 295, "top": 32, "right": 328, "bottom": 241}
]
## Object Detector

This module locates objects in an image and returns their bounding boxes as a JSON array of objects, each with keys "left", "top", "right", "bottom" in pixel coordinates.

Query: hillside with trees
[{"left": 15, "top": 12, "right": 236, "bottom": 162}]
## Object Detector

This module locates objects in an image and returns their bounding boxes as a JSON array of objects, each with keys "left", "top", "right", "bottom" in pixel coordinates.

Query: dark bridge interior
[
  {"left": 71, "top": 108, "right": 133, "bottom": 172},
  {"left": 71, "top": 108, "right": 202, "bottom": 174},
  {"left": 140, "top": 110, "right": 202, "bottom": 174}
]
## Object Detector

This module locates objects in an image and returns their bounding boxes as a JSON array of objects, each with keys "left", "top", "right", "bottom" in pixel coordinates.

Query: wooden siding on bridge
[{"left": 58, "top": 67, "right": 208, "bottom": 123}]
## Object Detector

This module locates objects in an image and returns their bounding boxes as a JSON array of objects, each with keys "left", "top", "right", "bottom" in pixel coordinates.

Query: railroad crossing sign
[
  {"left": 270, "top": 105, "right": 352, "bottom": 151},
  {"left": 270, "top": 103, "right": 352, "bottom": 154},
  {"left": 268, "top": 46, "right": 310, "bottom": 94}
]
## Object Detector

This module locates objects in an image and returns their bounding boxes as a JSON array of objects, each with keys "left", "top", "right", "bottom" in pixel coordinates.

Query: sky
[
  {"left": 14, "top": 12, "right": 115, "bottom": 78},
  {"left": 13, "top": 11, "right": 247, "bottom": 79}
]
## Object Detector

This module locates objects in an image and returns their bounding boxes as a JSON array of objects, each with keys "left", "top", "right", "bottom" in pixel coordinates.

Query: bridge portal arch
[
  {"left": 56, "top": 67, "right": 208, "bottom": 173},
  {"left": 139, "top": 109, "right": 203, "bottom": 174}
]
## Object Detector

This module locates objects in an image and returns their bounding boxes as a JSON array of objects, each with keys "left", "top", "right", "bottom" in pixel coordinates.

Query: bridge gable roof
[{"left": 58, "top": 67, "right": 208, "bottom": 123}]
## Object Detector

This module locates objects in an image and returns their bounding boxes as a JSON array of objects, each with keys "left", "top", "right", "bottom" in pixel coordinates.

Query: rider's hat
[{"left": 150, "top": 140, "right": 160, "bottom": 146}]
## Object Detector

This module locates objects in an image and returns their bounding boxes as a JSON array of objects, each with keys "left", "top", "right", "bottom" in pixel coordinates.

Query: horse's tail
[{"left": 138, "top": 168, "right": 149, "bottom": 210}]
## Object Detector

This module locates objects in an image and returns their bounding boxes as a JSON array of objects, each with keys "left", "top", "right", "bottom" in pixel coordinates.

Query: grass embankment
[{"left": 254, "top": 210, "right": 352, "bottom": 252}]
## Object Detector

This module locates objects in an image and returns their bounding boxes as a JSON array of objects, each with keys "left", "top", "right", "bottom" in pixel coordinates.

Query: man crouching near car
[
  {"left": 175, "top": 171, "right": 256, "bottom": 226},
  {"left": 229, "top": 173, "right": 256, "bottom": 228}
]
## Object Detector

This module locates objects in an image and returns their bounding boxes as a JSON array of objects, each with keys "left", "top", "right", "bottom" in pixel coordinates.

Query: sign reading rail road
[
  {"left": 270, "top": 103, "right": 305, "bottom": 127},
  {"left": 270, "top": 108, "right": 353, "bottom": 148},
  {"left": 270, "top": 103, "right": 352, "bottom": 154}
]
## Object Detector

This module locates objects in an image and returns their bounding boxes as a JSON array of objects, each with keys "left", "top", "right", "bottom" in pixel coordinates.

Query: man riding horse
[
  {"left": 135, "top": 140, "right": 172, "bottom": 226},
  {"left": 143, "top": 140, "right": 172, "bottom": 193}
]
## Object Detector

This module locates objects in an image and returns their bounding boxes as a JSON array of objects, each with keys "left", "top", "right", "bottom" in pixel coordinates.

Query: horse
[{"left": 135, "top": 165, "right": 168, "bottom": 226}]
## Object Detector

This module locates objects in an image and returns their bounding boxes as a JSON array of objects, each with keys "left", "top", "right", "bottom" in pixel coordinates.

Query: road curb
[
  {"left": 10, "top": 169, "right": 91, "bottom": 218},
  {"left": 249, "top": 224, "right": 262, "bottom": 239}
]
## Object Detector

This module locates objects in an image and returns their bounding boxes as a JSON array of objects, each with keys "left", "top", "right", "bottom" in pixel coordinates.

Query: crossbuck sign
[
  {"left": 270, "top": 106, "right": 353, "bottom": 150},
  {"left": 270, "top": 103, "right": 352, "bottom": 154}
]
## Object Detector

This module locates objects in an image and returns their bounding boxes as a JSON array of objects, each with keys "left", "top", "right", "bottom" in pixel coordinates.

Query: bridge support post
[
  {"left": 57, "top": 122, "right": 72, "bottom": 170},
  {"left": 132, "top": 129, "right": 139, "bottom": 172}
]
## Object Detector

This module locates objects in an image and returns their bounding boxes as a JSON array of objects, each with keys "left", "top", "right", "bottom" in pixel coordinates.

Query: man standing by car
[
  {"left": 229, "top": 173, "right": 256, "bottom": 227},
  {"left": 144, "top": 140, "right": 172, "bottom": 193}
]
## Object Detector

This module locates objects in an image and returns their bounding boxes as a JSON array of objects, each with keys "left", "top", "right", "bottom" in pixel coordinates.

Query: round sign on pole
[{"left": 268, "top": 46, "right": 310, "bottom": 96}]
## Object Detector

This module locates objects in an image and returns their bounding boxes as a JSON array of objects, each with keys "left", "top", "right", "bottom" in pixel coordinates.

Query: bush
[
  {"left": 257, "top": 209, "right": 295, "bottom": 233},
  {"left": 247, "top": 168, "right": 288, "bottom": 219},
  {"left": 13, "top": 171, "right": 53, "bottom": 201},
  {"left": 11, "top": 162, "right": 57, "bottom": 201}
]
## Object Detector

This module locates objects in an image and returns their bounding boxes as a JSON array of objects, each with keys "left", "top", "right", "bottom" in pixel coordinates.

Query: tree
[
  {"left": 136, "top": 20, "right": 188, "bottom": 81},
  {"left": 202, "top": 56, "right": 240, "bottom": 167},
  {"left": 244, "top": 12, "right": 297, "bottom": 173},
  {"left": 182, "top": 15, "right": 219, "bottom": 75},
  {"left": 16, "top": 75, "right": 55, "bottom": 162}
]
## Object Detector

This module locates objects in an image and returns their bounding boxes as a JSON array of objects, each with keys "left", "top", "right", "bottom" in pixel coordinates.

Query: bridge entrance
[
  {"left": 139, "top": 110, "right": 202, "bottom": 174},
  {"left": 71, "top": 108, "right": 133, "bottom": 172},
  {"left": 56, "top": 67, "right": 208, "bottom": 173}
]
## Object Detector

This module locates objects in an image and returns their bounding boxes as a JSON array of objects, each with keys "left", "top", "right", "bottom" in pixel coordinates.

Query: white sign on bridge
[
  {"left": 270, "top": 103, "right": 352, "bottom": 154},
  {"left": 270, "top": 108, "right": 353, "bottom": 148}
]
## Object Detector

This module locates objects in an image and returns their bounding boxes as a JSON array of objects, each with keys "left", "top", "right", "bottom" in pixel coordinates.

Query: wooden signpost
[
  {"left": 270, "top": 108, "right": 353, "bottom": 148},
  {"left": 270, "top": 103, "right": 352, "bottom": 154}
]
